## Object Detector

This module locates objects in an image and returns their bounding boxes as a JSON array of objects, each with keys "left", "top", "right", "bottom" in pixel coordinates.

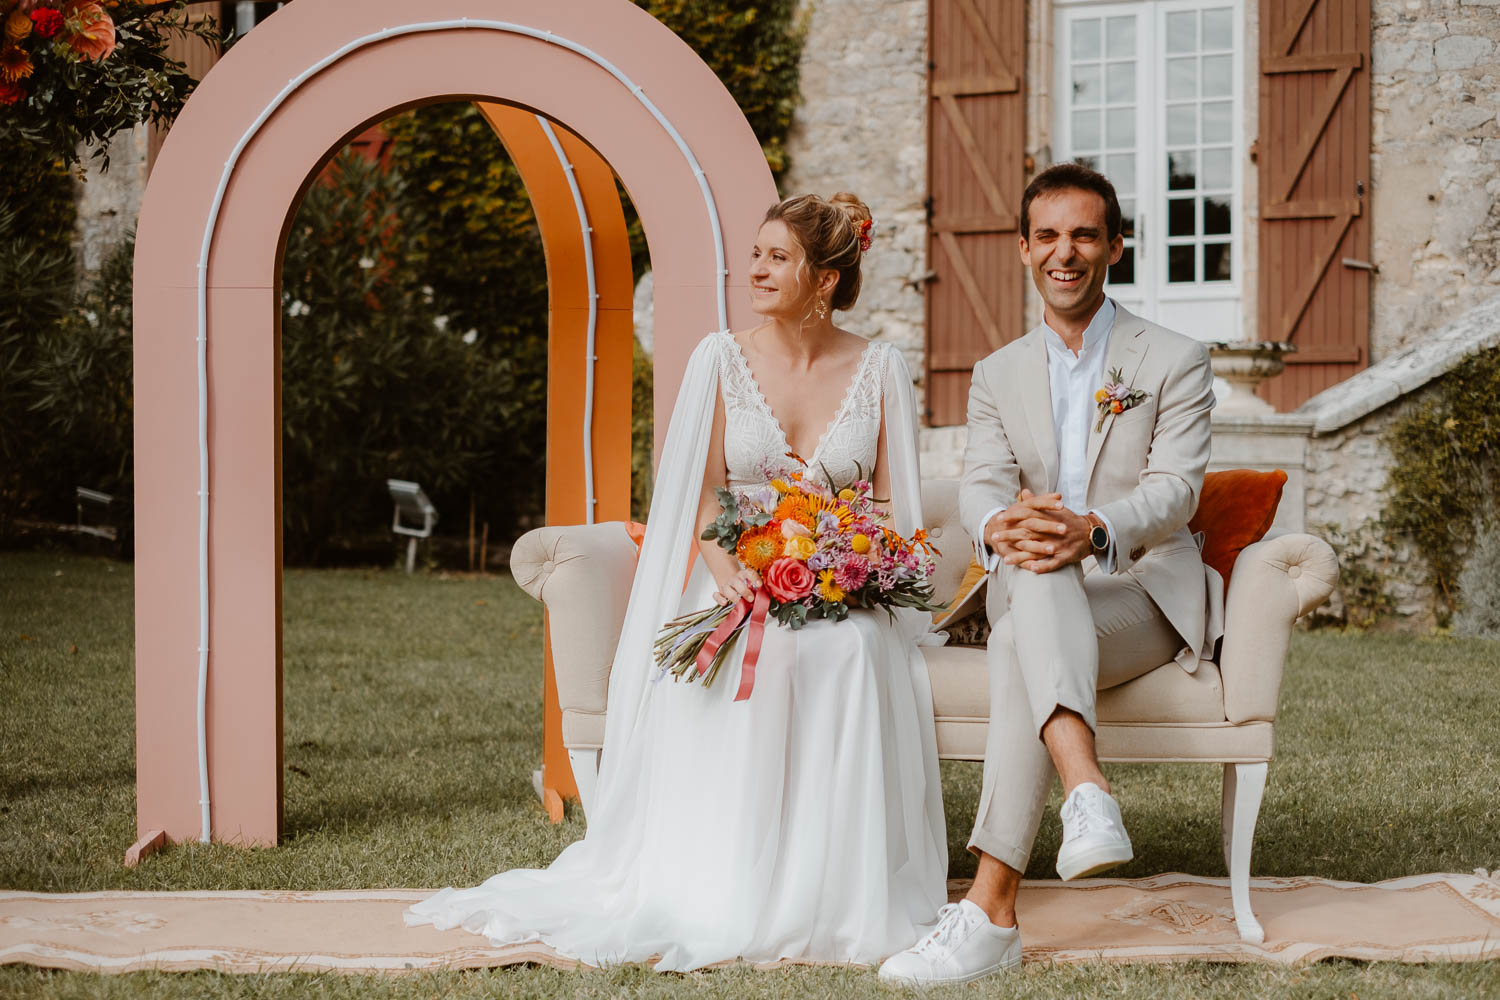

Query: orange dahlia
[
  {"left": 0, "top": 78, "right": 23, "bottom": 105},
  {"left": 736, "top": 521, "right": 783, "bottom": 572},
  {"left": 773, "top": 494, "right": 814, "bottom": 528},
  {"left": 0, "top": 44, "right": 32, "bottom": 82}
]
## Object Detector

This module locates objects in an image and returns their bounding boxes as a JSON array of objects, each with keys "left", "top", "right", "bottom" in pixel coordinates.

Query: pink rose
[{"left": 763, "top": 557, "right": 815, "bottom": 602}]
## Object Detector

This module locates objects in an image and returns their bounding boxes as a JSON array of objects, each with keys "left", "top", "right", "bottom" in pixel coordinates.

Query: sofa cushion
[
  {"left": 1188, "top": 469, "right": 1286, "bottom": 587},
  {"left": 922, "top": 645, "right": 1227, "bottom": 724}
]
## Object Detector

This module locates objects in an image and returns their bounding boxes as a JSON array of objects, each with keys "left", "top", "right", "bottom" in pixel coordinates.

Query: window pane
[
  {"left": 1073, "top": 64, "right": 1102, "bottom": 106},
  {"left": 1203, "top": 8, "right": 1233, "bottom": 50},
  {"left": 1109, "top": 246, "right": 1136, "bottom": 286},
  {"left": 1119, "top": 197, "right": 1136, "bottom": 237},
  {"left": 1072, "top": 18, "right": 1101, "bottom": 61},
  {"left": 1106, "top": 15, "right": 1136, "bottom": 59},
  {"left": 1166, "top": 11, "right": 1197, "bottom": 54},
  {"left": 1169, "top": 244, "right": 1197, "bottom": 282},
  {"left": 1106, "top": 61, "right": 1136, "bottom": 102},
  {"left": 1168, "top": 151, "right": 1197, "bottom": 189},
  {"left": 1167, "top": 105, "right": 1197, "bottom": 145},
  {"left": 1106, "top": 153, "right": 1136, "bottom": 194},
  {"left": 1169, "top": 198, "right": 1197, "bottom": 237},
  {"left": 1072, "top": 109, "right": 1101, "bottom": 150},
  {"left": 1204, "top": 196, "right": 1233, "bottom": 235},
  {"left": 1204, "top": 242, "right": 1232, "bottom": 281},
  {"left": 1201, "top": 147, "right": 1232, "bottom": 189},
  {"left": 1203, "top": 54, "right": 1232, "bottom": 98},
  {"left": 1203, "top": 101, "right": 1232, "bottom": 142},
  {"left": 1106, "top": 109, "right": 1136, "bottom": 149},
  {"left": 1167, "top": 58, "right": 1197, "bottom": 99}
]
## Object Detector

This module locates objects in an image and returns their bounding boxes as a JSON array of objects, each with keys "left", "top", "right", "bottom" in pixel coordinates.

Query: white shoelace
[
  {"left": 1062, "top": 788, "right": 1109, "bottom": 837},
  {"left": 913, "top": 902, "right": 977, "bottom": 958}
]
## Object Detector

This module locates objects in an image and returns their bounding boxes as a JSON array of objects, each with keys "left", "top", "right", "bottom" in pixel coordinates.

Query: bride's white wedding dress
[{"left": 406, "top": 330, "right": 947, "bottom": 970}]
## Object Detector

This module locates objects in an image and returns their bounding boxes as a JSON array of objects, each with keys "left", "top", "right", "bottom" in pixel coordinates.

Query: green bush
[
  {"left": 278, "top": 151, "right": 535, "bottom": 564},
  {"left": 1381, "top": 346, "right": 1500, "bottom": 618}
]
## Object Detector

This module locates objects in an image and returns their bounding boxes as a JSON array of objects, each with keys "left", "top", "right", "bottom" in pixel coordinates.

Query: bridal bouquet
[{"left": 654, "top": 465, "right": 945, "bottom": 701}]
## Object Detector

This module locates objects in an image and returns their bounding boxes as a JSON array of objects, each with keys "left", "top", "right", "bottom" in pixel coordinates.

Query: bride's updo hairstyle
[{"left": 762, "top": 192, "right": 872, "bottom": 312}]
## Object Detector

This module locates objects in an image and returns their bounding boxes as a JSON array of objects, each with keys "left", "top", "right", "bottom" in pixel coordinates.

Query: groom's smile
[{"left": 1019, "top": 187, "right": 1124, "bottom": 338}]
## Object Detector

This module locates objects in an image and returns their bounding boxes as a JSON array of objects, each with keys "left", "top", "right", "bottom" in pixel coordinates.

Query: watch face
[{"left": 1091, "top": 524, "right": 1109, "bottom": 550}]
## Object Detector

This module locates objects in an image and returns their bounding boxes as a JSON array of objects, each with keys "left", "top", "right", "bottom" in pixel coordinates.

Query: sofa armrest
[
  {"left": 1219, "top": 532, "right": 1338, "bottom": 724},
  {"left": 510, "top": 522, "right": 639, "bottom": 717}
]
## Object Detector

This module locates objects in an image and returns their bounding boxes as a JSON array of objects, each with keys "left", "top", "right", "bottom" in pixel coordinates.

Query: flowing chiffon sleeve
[{"left": 589, "top": 333, "right": 723, "bottom": 813}]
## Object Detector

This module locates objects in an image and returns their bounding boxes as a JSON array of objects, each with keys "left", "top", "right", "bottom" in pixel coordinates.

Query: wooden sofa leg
[
  {"left": 568, "top": 749, "right": 602, "bottom": 820},
  {"left": 1223, "top": 761, "right": 1268, "bottom": 944}
]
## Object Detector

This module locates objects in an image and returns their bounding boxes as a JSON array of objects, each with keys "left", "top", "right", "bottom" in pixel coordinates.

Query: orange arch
[{"left": 132, "top": 0, "right": 775, "bottom": 845}]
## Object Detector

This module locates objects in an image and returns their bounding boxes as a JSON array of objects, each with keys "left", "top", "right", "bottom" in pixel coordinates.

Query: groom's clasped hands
[{"left": 984, "top": 488, "right": 1093, "bottom": 574}]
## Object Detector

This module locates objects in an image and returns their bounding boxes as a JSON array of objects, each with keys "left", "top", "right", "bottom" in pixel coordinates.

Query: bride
[{"left": 407, "top": 192, "right": 948, "bottom": 970}]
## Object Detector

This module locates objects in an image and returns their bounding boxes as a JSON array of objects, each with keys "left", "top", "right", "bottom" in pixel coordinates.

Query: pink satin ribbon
[{"left": 695, "top": 587, "right": 772, "bottom": 702}]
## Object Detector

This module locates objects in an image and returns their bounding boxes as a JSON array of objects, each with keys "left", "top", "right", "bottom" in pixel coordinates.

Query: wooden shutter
[
  {"left": 925, "top": 0, "right": 1026, "bottom": 426},
  {"left": 1257, "top": 0, "right": 1371, "bottom": 409}
]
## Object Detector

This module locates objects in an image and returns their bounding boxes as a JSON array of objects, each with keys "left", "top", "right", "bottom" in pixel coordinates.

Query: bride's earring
[{"left": 816, "top": 298, "right": 828, "bottom": 321}]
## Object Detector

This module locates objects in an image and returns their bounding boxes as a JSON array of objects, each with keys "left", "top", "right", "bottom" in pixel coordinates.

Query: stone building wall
[
  {"left": 71, "top": 125, "right": 151, "bottom": 279},
  {"left": 779, "top": 0, "right": 929, "bottom": 373},
  {"left": 1369, "top": 0, "right": 1500, "bottom": 361}
]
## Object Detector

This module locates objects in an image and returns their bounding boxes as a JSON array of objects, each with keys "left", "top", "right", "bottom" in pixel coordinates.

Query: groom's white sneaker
[
  {"left": 876, "top": 899, "right": 1021, "bottom": 986},
  {"left": 1056, "top": 781, "right": 1133, "bottom": 880}
]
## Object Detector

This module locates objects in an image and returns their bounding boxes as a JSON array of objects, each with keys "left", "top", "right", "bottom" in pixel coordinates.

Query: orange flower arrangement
[
  {"left": 735, "top": 520, "right": 783, "bottom": 572},
  {"left": 773, "top": 494, "right": 814, "bottom": 528},
  {"left": 62, "top": 0, "right": 114, "bottom": 61},
  {"left": 0, "top": 43, "right": 32, "bottom": 81}
]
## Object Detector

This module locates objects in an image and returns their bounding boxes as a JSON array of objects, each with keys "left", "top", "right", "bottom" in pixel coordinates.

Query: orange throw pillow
[{"left": 1188, "top": 469, "right": 1287, "bottom": 588}]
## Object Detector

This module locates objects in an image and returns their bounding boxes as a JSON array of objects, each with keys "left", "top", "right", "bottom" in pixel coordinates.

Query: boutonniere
[{"left": 1093, "top": 367, "right": 1151, "bottom": 432}]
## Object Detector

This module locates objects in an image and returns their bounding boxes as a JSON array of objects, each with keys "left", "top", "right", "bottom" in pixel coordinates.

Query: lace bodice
[{"left": 713, "top": 329, "right": 890, "bottom": 500}]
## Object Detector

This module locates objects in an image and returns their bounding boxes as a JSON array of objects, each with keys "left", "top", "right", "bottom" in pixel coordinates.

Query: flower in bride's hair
[
  {"left": 737, "top": 521, "right": 783, "bottom": 572},
  {"left": 764, "top": 557, "right": 815, "bottom": 602}
]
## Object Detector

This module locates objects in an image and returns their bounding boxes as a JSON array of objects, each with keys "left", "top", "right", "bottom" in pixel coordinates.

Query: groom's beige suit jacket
[{"left": 956, "top": 304, "right": 1224, "bottom": 671}]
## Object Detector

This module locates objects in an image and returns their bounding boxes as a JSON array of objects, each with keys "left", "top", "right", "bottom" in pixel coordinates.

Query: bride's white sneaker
[
  {"left": 1056, "top": 781, "right": 1133, "bottom": 880},
  {"left": 876, "top": 899, "right": 1021, "bottom": 986}
]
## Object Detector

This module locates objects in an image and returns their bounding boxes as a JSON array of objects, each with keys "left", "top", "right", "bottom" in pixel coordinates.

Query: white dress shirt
[{"left": 975, "top": 298, "right": 1119, "bottom": 572}]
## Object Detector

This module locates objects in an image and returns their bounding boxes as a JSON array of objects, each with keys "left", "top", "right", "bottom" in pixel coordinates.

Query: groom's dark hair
[{"left": 1020, "top": 162, "right": 1123, "bottom": 243}]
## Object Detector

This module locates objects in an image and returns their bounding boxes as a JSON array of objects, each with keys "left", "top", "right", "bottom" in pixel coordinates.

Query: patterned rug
[{"left": 3, "top": 872, "right": 1499, "bottom": 975}]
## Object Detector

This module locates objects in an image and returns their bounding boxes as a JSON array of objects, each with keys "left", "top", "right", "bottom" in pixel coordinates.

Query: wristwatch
[{"left": 1085, "top": 513, "right": 1109, "bottom": 553}]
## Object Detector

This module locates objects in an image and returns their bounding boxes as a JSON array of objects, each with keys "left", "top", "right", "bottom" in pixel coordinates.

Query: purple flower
[
  {"left": 1110, "top": 383, "right": 1132, "bottom": 401},
  {"left": 807, "top": 551, "right": 833, "bottom": 571}
]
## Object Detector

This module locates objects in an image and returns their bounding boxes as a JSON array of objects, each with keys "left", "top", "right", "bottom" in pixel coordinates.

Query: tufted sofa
[{"left": 510, "top": 479, "right": 1338, "bottom": 943}]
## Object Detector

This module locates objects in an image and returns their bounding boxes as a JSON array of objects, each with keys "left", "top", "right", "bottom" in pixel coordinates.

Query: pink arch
[{"left": 133, "top": 0, "right": 775, "bottom": 845}]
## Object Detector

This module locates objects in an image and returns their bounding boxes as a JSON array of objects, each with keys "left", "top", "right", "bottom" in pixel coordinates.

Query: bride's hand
[{"left": 713, "top": 566, "right": 761, "bottom": 606}]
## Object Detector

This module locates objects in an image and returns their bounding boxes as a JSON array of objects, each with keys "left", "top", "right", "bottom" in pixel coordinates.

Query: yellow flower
[
  {"left": 851, "top": 533, "right": 871, "bottom": 554},
  {"left": 770, "top": 478, "right": 791, "bottom": 494},
  {"left": 5, "top": 10, "right": 31, "bottom": 43},
  {"left": 838, "top": 488, "right": 857, "bottom": 502},
  {"left": 1094, "top": 388, "right": 1108, "bottom": 403},
  {"left": 817, "top": 569, "right": 846, "bottom": 603},
  {"left": 783, "top": 535, "right": 817, "bottom": 561}
]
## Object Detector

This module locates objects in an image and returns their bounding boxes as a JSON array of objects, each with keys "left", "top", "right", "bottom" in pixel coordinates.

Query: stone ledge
[{"left": 1296, "top": 291, "right": 1500, "bottom": 436}]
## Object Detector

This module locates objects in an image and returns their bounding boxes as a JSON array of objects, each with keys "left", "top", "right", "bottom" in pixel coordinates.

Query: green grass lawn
[{"left": 1, "top": 550, "right": 1498, "bottom": 998}]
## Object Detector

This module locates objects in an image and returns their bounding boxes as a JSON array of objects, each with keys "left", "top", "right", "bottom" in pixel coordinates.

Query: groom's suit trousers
[{"left": 966, "top": 558, "right": 1182, "bottom": 872}]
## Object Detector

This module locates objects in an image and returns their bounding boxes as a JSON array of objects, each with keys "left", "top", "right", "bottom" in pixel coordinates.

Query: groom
[{"left": 881, "top": 163, "right": 1220, "bottom": 985}]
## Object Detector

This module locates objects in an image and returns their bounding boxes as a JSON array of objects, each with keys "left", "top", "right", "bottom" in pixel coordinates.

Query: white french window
[{"left": 1054, "top": 0, "right": 1243, "bottom": 338}]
